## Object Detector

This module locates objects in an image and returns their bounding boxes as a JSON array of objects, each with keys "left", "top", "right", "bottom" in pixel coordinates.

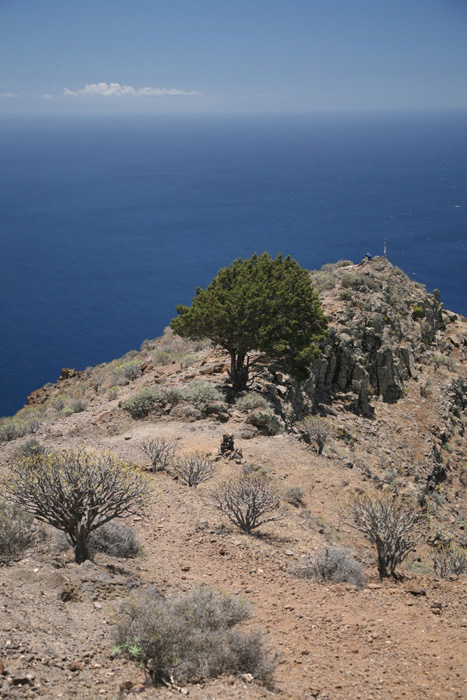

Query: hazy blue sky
[{"left": 1, "top": 0, "right": 467, "bottom": 114}]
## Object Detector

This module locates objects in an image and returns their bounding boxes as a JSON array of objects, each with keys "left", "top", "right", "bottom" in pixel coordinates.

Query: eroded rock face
[{"left": 286, "top": 258, "right": 446, "bottom": 419}]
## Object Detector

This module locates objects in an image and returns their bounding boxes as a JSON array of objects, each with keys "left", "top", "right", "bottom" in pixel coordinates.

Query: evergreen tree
[{"left": 171, "top": 253, "right": 327, "bottom": 391}]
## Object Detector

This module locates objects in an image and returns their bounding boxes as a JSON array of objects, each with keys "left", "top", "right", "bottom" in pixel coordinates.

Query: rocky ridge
[{"left": 1, "top": 257, "right": 466, "bottom": 700}]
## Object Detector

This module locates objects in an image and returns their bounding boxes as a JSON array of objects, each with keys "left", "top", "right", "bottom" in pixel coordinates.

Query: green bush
[
  {"left": 122, "top": 386, "right": 183, "bottom": 419},
  {"left": 412, "top": 305, "right": 425, "bottom": 320},
  {"left": 113, "top": 586, "right": 275, "bottom": 685},
  {"left": 115, "top": 361, "right": 141, "bottom": 382},
  {"left": 235, "top": 392, "right": 273, "bottom": 412},
  {"left": 11, "top": 438, "right": 47, "bottom": 460},
  {"left": 183, "top": 381, "right": 224, "bottom": 412},
  {"left": 0, "top": 417, "right": 40, "bottom": 443}
]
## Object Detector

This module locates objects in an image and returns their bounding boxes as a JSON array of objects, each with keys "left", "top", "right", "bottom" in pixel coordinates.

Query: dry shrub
[
  {"left": 209, "top": 473, "right": 283, "bottom": 534},
  {"left": 173, "top": 451, "right": 216, "bottom": 487},
  {"left": 345, "top": 494, "right": 426, "bottom": 579},
  {"left": 431, "top": 545, "right": 467, "bottom": 578},
  {"left": 5, "top": 449, "right": 150, "bottom": 564},
  {"left": 294, "top": 546, "right": 366, "bottom": 588},
  {"left": 284, "top": 486, "right": 306, "bottom": 507},
  {"left": 90, "top": 521, "right": 141, "bottom": 559},
  {"left": 0, "top": 502, "right": 35, "bottom": 564},
  {"left": 113, "top": 586, "right": 275, "bottom": 685},
  {"left": 139, "top": 438, "right": 177, "bottom": 472},
  {"left": 298, "top": 416, "right": 333, "bottom": 454}
]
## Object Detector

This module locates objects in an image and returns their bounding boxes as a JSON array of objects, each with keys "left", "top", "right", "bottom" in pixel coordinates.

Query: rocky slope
[{"left": 0, "top": 258, "right": 466, "bottom": 700}]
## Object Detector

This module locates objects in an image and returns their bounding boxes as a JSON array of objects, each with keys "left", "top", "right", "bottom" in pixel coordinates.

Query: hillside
[{"left": 0, "top": 257, "right": 466, "bottom": 700}]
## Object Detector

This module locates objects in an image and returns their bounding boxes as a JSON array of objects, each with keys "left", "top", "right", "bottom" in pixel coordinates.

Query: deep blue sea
[{"left": 1, "top": 112, "right": 466, "bottom": 417}]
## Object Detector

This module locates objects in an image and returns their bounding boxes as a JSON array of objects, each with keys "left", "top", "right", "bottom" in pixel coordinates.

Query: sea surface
[{"left": 1, "top": 112, "right": 466, "bottom": 417}]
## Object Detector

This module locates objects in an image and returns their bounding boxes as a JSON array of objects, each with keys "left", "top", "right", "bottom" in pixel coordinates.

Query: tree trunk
[
  {"left": 74, "top": 529, "right": 91, "bottom": 564},
  {"left": 228, "top": 351, "right": 249, "bottom": 392}
]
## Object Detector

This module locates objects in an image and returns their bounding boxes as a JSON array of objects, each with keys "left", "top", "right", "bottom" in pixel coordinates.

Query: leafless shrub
[
  {"left": 139, "top": 438, "right": 177, "bottom": 472},
  {"left": 89, "top": 521, "right": 141, "bottom": 558},
  {"left": 344, "top": 494, "right": 426, "bottom": 579},
  {"left": 431, "top": 545, "right": 467, "bottom": 578},
  {"left": 173, "top": 452, "right": 216, "bottom": 487},
  {"left": 113, "top": 586, "right": 275, "bottom": 685},
  {"left": 0, "top": 501, "right": 35, "bottom": 564},
  {"left": 294, "top": 546, "right": 366, "bottom": 588},
  {"left": 5, "top": 449, "right": 150, "bottom": 564},
  {"left": 298, "top": 416, "right": 333, "bottom": 454},
  {"left": 209, "top": 473, "right": 283, "bottom": 534}
]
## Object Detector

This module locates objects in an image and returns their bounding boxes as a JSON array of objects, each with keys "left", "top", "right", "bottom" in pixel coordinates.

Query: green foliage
[
  {"left": 171, "top": 253, "right": 327, "bottom": 391},
  {"left": 113, "top": 586, "right": 275, "bottom": 685},
  {"left": 122, "top": 386, "right": 183, "bottom": 419},
  {"left": 235, "top": 392, "right": 273, "bottom": 412},
  {"left": 412, "top": 305, "right": 425, "bottom": 320},
  {"left": 183, "top": 380, "right": 224, "bottom": 411}
]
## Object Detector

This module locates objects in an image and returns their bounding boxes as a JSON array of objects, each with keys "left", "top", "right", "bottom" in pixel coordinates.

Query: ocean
[{"left": 1, "top": 112, "right": 466, "bottom": 417}]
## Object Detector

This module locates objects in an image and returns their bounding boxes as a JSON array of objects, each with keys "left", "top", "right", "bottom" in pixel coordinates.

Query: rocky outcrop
[{"left": 281, "top": 258, "right": 446, "bottom": 419}]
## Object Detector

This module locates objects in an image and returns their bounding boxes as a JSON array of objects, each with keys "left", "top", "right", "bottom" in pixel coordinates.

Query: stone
[
  {"left": 245, "top": 408, "right": 280, "bottom": 435},
  {"left": 69, "top": 662, "right": 84, "bottom": 672}
]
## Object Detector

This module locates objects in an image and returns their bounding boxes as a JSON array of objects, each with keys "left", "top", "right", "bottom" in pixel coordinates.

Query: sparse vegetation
[
  {"left": 5, "top": 449, "right": 150, "bottom": 564},
  {"left": 122, "top": 386, "right": 183, "bottom": 419},
  {"left": 298, "top": 416, "right": 333, "bottom": 454},
  {"left": 209, "top": 472, "right": 282, "bottom": 534},
  {"left": 0, "top": 501, "right": 35, "bottom": 564},
  {"left": 113, "top": 586, "right": 275, "bottom": 685},
  {"left": 11, "top": 438, "right": 47, "bottom": 460},
  {"left": 294, "top": 545, "right": 366, "bottom": 588},
  {"left": 284, "top": 485, "right": 306, "bottom": 507},
  {"left": 412, "top": 304, "right": 425, "bottom": 320},
  {"left": 139, "top": 437, "right": 177, "bottom": 472},
  {"left": 345, "top": 494, "right": 426, "bottom": 580},
  {"left": 172, "top": 451, "right": 216, "bottom": 487}
]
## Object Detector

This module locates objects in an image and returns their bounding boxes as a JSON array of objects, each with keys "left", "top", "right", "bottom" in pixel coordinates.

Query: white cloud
[
  {"left": 0, "top": 92, "right": 16, "bottom": 98},
  {"left": 62, "top": 82, "right": 201, "bottom": 97}
]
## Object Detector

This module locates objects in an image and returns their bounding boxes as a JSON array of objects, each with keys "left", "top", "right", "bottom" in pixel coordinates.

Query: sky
[{"left": 1, "top": 0, "right": 467, "bottom": 115}]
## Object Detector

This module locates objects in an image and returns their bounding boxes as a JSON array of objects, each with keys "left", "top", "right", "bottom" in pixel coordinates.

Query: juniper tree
[{"left": 170, "top": 253, "right": 327, "bottom": 391}]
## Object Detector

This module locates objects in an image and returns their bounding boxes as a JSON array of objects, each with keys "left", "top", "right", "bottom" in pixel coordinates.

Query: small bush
[
  {"left": 298, "top": 416, "right": 332, "bottom": 454},
  {"left": 51, "top": 394, "right": 67, "bottom": 411},
  {"left": 11, "top": 438, "right": 47, "bottom": 460},
  {"left": 341, "top": 273, "right": 366, "bottom": 290},
  {"left": 295, "top": 546, "right": 366, "bottom": 588},
  {"left": 431, "top": 545, "right": 467, "bottom": 578},
  {"left": 69, "top": 398, "right": 88, "bottom": 414},
  {"left": 115, "top": 361, "right": 142, "bottom": 382},
  {"left": 235, "top": 392, "right": 274, "bottom": 412},
  {"left": 0, "top": 502, "right": 35, "bottom": 564},
  {"left": 183, "top": 381, "right": 224, "bottom": 412},
  {"left": 0, "top": 418, "right": 39, "bottom": 443},
  {"left": 113, "top": 586, "right": 275, "bottom": 685},
  {"left": 122, "top": 388, "right": 160, "bottom": 418},
  {"left": 209, "top": 472, "right": 282, "bottom": 534},
  {"left": 412, "top": 305, "right": 425, "bottom": 320},
  {"left": 284, "top": 486, "right": 306, "bottom": 506},
  {"left": 173, "top": 451, "right": 216, "bottom": 487},
  {"left": 339, "top": 289, "right": 353, "bottom": 301},
  {"left": 139, "top": 437, "right": 177, "bottom": 472},
  {"left": 89, "top": 522, "right": 141, "bottom": 558},
  {"left": 321, "top": 260, "right": 353, "bottom": 271}
]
